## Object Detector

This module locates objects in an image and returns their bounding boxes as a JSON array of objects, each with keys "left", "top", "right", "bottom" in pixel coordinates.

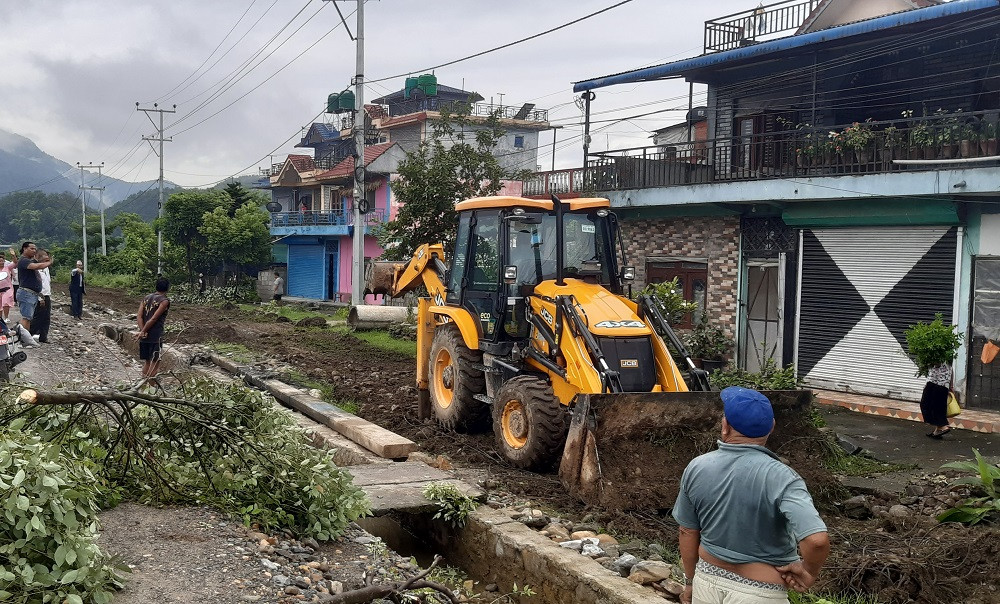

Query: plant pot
[
  {"left": 941, "top": 144, "right": 958, "bottom": 159},
  {"left": 855, "top": 149, "right": 871, "bottom": 164},
  {"left": 980, "top": 139, "right": 991, "bottom": 156},
  {"left": 909, "top": 147, "right": 921, "bottom": 160},
  {"left": 701, "top": 359, "right": 726, "bottom": 373},
  {"left": 922, "top": 146, "right": 937, "bottom": 160},
  {"left": 960, "top": 140, "right": 977, "bottom": 158},
  {"left": 988, "top": 139, "right": 999, "bottom": 156},
  {"left": 797, "top": 154, "right": 807, "bottom": 168}
]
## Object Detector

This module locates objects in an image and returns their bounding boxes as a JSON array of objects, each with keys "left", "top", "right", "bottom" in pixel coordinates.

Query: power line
[{"left": 366, "top": 0, "right": 637, "bottom": 84}]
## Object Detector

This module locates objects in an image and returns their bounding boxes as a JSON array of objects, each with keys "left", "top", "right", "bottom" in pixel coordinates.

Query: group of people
[{"left": 0, "top": 241, "right": 81, "bottom": 345}]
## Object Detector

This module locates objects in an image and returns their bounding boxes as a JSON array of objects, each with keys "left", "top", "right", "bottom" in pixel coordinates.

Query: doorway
[
  {"left": 325, "top": 240, "right": 340, "bottom": 301},
  {"left": 968, "top": 256, "right": 1000, "bottom": 410},
  {"left": 741, "top": 255, "right": 785, "bottom": 372}
]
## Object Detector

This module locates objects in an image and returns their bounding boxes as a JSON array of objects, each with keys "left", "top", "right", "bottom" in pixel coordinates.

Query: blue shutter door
[{"left": 287, "top": 244, "right": 326, "bottom": 299}]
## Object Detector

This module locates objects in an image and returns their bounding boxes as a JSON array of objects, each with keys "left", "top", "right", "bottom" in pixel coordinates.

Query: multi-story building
[
  {"left": 539, "top": 0, "right": 1000, "bottom": 407},
  {"left": 264, "top": 76, "right": 550, "bottom": 303}
]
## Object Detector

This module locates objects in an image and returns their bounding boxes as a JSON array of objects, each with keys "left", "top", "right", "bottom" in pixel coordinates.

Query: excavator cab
[{"left": 365, "top": 195, "right": 711, "bottom": 475}]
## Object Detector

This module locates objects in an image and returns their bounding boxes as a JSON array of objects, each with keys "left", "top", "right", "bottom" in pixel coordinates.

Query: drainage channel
[{"left": 103, "top": 325, "right": 659, "bottom": 604}]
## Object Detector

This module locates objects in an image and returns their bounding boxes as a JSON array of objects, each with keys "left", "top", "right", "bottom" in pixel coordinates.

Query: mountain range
[{"left": 0, "top": 128, "right": 177, "bottom": 208}]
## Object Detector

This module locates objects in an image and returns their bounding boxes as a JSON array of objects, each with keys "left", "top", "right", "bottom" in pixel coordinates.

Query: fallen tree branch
[{"left": 320, "top": 555, "right": 460, "bottom": 604}]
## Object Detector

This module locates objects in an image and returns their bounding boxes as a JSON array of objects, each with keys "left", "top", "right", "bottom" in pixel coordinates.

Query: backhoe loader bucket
[
  {"left": 365, "top": 261, "right": 404, "bottom": 297},
  {"left": 558, "top": 390, "right": 815, "bottom": 512}
]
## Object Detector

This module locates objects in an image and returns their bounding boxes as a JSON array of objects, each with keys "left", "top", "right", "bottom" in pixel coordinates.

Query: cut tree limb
[{"left": 319, "top": 555, "right": 459, "bottom": 603}]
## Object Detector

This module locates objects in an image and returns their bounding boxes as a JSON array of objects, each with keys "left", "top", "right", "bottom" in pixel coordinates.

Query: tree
[
  {"left": 162, "top": 190, "right": 227, "bottom": 284},
  {"left": 377, "top": 108, "right": 528, "bottom": 260},
  {"left": 199, "top": 201, "right": 271, "bottom": 293},
  {"left": 222, "top": 181, "right": 265, "bottom": 217}
]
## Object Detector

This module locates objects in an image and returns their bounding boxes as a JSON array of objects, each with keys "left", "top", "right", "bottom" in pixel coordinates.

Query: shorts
[
  {"left": 273, "top": 294, "right": 282, "bottom": 301},
  {"left": 17, "top": 289, "right": 39, "bottom": 321},
  {"left": 692, "top": 561, "right": 788, "bottom": 604},
  {"left": 139, "top": 341, "right": 162, "bottom": 361}
]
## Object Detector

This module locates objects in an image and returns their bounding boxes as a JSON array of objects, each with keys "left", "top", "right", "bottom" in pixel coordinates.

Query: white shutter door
[{"left": 797, "top": 226, "right": 957, "bottom": 400}]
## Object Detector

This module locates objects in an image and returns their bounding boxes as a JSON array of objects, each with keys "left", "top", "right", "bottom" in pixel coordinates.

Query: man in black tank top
[{"left": 137, "top": 277, "right": 170, "bottom": 387}]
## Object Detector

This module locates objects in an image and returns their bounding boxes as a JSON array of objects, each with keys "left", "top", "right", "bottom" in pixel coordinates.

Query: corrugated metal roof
[
  {"left": 573, "top": 0, "right": 999, "bottom": 92},
  {"left": 317, "top": 142, "right": 396, "bottom": 180}
]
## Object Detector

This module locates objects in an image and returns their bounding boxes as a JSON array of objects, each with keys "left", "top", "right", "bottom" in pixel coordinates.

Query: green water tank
[
  {"left": 404, "top": 76, "right": 418, "bottom": 99},
  {"left": 417, "top": 73, "right": 438, "bottom": 96},
  {"left": 326, "top": 93, "right": 340, "bottom": 113},
  {"left": 338, "top": 90, "right": 356, "bottom": 111}
]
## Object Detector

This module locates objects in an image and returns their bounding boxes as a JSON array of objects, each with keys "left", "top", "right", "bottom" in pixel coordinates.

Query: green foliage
[
  {"left": 335, "top": 327, "right": 418, "bottom": 358},
  {"left": 937, "top": 448, "right": 1000, "bottom": 526},
  {"left": 904, "top": 313, "right": 963, "bottom": 376},
  {"left": 0, "top": 191, "right": 100, "bottom": 248},
  {"left": 685, "top": 318, "right": 733, "bottom": 361},
  {"left": 199, "top": 201, "right": 271, "bottom": 280},
  {"left": 377, "top": 107, "right": 528, "bottom": 260},
  {"left": 709, "top": 358, "right": 800, "bottom": 390},
  {"left": 164, "top": 190, "right": 228, "bottom": 284},
  {"left": 636, "top": 277, "right": 697, "bottom": 325},
  {"left": 169, "top": 280, "right": 260, "bottom": 305},
  {"left": 0, "top": 426, "right": 126, "bottom": 602},
  {"left": 422, "top": 482, "right": 477, "bottom": 528}
]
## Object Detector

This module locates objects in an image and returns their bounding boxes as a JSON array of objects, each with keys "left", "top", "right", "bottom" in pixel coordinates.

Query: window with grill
[{"left": 646, "top": 261, "right": 708, "bottom": 329}]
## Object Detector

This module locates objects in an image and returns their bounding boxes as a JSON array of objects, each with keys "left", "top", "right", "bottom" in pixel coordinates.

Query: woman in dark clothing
[
  {"left": 920, "top": 363, "right": 952, "bottom": 438},
  {"left": 69, "top": 260, "right": 85, "bottom": 319}
]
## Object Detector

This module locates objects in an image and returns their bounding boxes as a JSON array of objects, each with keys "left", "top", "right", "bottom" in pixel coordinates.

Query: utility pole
[
  {"left": 77, "top": 162, "right": 105, "bottom": 273},
  {"left": 136, "top": 103, "right": 176, "bottom": 275},
  {"left": 323, "top": 0, "right": 365, "bottom": 305}
]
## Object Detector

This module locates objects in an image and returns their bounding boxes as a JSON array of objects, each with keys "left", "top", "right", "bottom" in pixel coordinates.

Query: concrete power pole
[
  {"left": 136, "top": 103, "right": 176, "bottom": 275},
  {"left": 352, "top": 0, "right": 365, "bottom": 307},
  {"left": 77, "top": 162, "right": 105, "bottom": 273}
]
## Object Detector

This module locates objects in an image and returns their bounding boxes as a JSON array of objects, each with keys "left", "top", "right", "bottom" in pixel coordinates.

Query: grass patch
[
  {"left": 82, "top": 272, "right": 137, "bottom": 289},
  {"left": 823, "top": 448, "right": 914, "bottom": 476},
  {"left": 336, "top": 327, "right": 418, "bottom": 358},
  {"left": 241, "top": 303, "right": 343, "bottom": 324},
  {"left": 282, "top": 368, "right": 360, "bottom": 415},
  {"left": 207, "top": 341, "right": 258, "bottom": 364}
]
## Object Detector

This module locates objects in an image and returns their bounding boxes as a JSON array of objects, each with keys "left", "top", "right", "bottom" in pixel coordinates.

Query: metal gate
[
  {"left": 742, "top": 256, "right": 785, "bottom": 372},
  {"left": 796, "top": 227, "right": 958, "bottom": 400},
  {"left": 968, "top": 256, "right": 1000, "bottom": 409},
  {"left": 287, "top": 243, "right": 326, "bottom": 299}
]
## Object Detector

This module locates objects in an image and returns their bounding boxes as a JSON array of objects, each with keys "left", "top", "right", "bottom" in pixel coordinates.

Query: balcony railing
[
  {"left": 270, "top": 208, "right": 388, "bottom": 228},
  {"left": 522, "top": 168, "right": 586, "bottom": 197},
  {"left": 585, "top": 111, "right": 1000, "bottom": 192},
  {"left": 384, "top": 98, "right": 548, "bottom": 122},
  {"left": 705, "top": 0, "right": 821, "bottom": 52}
]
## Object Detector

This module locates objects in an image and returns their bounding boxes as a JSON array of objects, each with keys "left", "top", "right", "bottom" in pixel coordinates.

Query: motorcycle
[{"left": 0, "top": 270, "right": 30, "bottom": 382}]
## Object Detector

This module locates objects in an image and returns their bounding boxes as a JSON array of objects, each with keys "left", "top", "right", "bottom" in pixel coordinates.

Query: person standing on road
[
  {"left": 10, "top": 249, "right": 19, "bottom": 300},
  {"left": 920, "top": 363, "right": 953, "bottom": 438},
  {"left": 673, "top": 386, "right": 830, "bottom": 604},
  {"left": 69, "top": 260, "right": 85, "bottom": 320},
  {"left": 272, "top": 271, "right": 284, "bottom": 304},
  {"left": 29, "top": 249, "right": 52, "bottom": 343},
  {"left": 0, "top": 254, "right": 14, "bottom": 320},
  {"left": 137, "top": 277, "right": 170, "bottom": 387},
  {"left": 16, "top": 241, "right": 51, "bottom": 342}
]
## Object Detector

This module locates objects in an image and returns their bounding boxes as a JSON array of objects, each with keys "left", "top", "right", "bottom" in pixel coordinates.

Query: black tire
[
  {"left": 428, "top": 325, "right": 488, "bottom": 432},
  {"left": 492, "top": 376, "right": 568, "bottom": 470}
]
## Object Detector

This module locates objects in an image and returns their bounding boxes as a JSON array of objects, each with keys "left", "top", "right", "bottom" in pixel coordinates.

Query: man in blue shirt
[{"left": 673, "top": 387, "right": 830, "bottom": 604}]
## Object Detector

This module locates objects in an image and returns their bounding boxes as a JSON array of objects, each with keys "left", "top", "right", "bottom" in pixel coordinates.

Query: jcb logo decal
[{"left": 620, "top": 359, "right": 638, "bottom": 368}]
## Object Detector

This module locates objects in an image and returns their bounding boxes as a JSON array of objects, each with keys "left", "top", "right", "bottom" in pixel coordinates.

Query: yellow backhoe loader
[{"left": 363, "top": 193, "right": 731, "bottom": 480}]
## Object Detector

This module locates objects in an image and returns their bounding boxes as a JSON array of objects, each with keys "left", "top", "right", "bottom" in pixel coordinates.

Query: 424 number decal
[{"left": 594, "top": 320, "right": 645, "bottom": 329}]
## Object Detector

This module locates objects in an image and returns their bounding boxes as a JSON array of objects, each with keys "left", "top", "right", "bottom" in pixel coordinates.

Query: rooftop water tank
[
  {"left": 417, "top": 73, "right": 438, "bottom": 96},
  {"left": 338, "top": 90, "right": 356, "bottom": 111},
  {"left": 326, "top": 93, "right": 340, "bottom": 114},
  {"left": 404, "top": 76, "right": 418, "bottom": 99}
]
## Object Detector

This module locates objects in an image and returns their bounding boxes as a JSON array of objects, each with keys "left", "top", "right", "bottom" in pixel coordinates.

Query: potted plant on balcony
[
  {"left": 843, "top": 120, "right": 876, "bottom": 165},
  {"left": 685, "top": 317, "right": 734, "bottom": 373},
  {"left": 937, "top": 109, "right": 961, "bottom": 160},
  {"left": 882, "top": 125, "right": 904, "bottom": 166},
  {"left": 981, "top": 120, "right": 998, "bottom": 156},
  {"left": 959, "top": 120, "right": 980, "bottom": 159},
  {"left": 825, "top": 130, "right": 846, "bottom": 166}
]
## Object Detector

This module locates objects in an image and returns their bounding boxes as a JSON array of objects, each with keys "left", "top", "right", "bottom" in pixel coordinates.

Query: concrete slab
[{"left": 345, "top": 461, "right": 485, "bottom": 516}]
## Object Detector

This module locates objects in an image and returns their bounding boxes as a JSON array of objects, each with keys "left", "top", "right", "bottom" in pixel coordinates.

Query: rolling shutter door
[
  {"left": 287, "top": 244, "right": 325, "bottom": 299},
  {"left": 797, "top": 226, "right": 957, "bottom": 400}
]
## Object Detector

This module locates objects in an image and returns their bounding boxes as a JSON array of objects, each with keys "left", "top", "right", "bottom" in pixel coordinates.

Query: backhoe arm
[{"left": 367, "top": 243, "right": 449, "bottom": 302}]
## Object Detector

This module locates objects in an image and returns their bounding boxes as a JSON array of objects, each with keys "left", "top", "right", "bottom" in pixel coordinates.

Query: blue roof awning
[{"left": 573, "top": 0, "right": 1000, "bottom": 92}]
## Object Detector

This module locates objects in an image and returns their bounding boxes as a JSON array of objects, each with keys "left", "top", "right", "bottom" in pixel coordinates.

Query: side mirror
[
  {"left": 621, "top": 266, "right": 636, "bottom": 281},
  {"left": 503, "top": 265, "right": 518, "bottom": 284}
]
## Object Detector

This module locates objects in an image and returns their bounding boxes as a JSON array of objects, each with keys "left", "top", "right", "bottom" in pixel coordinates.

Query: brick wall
[{"left": 622, "top": 215, "right": 740, "bottom": 337}]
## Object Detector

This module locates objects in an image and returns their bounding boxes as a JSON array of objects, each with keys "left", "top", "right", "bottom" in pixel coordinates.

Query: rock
[
  {"left": 558, "top": 540, "right": 584, "bottom": 551},
  {"left": 647, "top": 543, "right": 666, "bottom": 556},
  {"left": 661, "top": 579, "right": 685, "bottom": 597},
  {"left": 841, "top": 495, "right": 872, "bottom": 519},
  {"left": 836, "top": 434, "right": 862, "bottom": 455},
  {"left": 571, "top": 530, "right": 598, "bottom": 540},
  {"left": 272, "top": 574, "right": 289, "bottom": 587},
  {"left": 308, "top": 388, "right": 323, "bottom": 399},
  {"left": 603, "top": 545, "right": 620, "bottom": 559},
  {"left": 543, "top": 523, "right": 571, "bottom": 540},
  {"left": 260, "top": 559, "right": 281, "bottom": 571},
  {"left": 572, "top": 523, "right": 600, "bottom": 533},
  {"left": 276, "top": 316, "right": 291, "bottom": 323},
  {"left": 581, "top": 543, "right": 605, "bottom": 558},
  {"left": 329, "top": 581, "right": 344, "bottom": 595},
  {"left": 628, "top": 561, "right": 674, "bottom": 585},
  {"left": 284, "top": 586, "right": 301, "bottom": 596},
  {"left": 613, "top": 553, "right": 640, "bottom": 576},
  {"left": 521, "top": 514, "right": 548, "bottom": 529},
  {"left": 888, "top": 504, "right": 911, "bottom": 518},
  {"left": 302, "top": 537, "right": 320, "bottom": 550},
  {"left": 596, "top": 534, "right": 619, "bottom": 546},
  {"left": 905, "top": 484, "right": 925, "bottom": 496}
]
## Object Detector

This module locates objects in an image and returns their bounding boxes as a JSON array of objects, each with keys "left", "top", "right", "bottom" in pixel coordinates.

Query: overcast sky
[{"left": 0, "top": 0, "right": 750, "bottom": 188}]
